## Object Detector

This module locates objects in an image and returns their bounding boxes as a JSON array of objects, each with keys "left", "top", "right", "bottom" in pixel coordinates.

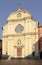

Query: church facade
[{"left": 2, "top": 8, "right": 39, "bottom": 58}]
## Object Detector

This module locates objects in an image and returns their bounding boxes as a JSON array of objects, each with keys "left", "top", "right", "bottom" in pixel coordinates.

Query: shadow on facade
[
  {"left": 0, "top": 54, "right": 9, "bottom": 59},
  {"left": 0, "top": 45, "right": 39, "bottom": 59},
  {"left": 25, "top": 36, "right": 42, "bottom": 59},
  {"left": 1, "top": 41, "right": 39, "bottom": 59},
  {"left": 0, "top": 37, "right": 42, "bottom": 59}
]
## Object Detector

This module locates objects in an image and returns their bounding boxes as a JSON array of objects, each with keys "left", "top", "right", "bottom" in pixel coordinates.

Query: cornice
[
  {"left": 14, "top": 45, "right": 24, "bottom": 48},
  {"left": 7, "top": 16, "right": 32, "bottom": 23},
  {"left": 2, "top": 32, "right": 38, "bottom": 38}
]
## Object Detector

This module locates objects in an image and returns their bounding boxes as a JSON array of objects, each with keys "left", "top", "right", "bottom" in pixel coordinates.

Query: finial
[{"left": 18, "top": 3, "right": 21, "bottom": 10}]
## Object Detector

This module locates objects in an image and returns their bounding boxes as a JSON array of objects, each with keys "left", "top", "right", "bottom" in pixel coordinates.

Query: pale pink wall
[{"left": 38, "top": 26, "right": 42, "bottom": 51}]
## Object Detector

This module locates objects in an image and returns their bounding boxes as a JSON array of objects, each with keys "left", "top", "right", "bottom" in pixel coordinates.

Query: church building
[{"left": 2, "top": 8, "right": 39, "bottom": 58}]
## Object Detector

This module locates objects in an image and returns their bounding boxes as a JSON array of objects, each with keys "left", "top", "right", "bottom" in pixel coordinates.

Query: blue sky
[{"left": 0, "top": 0, "right": 42, "bottom": 39}]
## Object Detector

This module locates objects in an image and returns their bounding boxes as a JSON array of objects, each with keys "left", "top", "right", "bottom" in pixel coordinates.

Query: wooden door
[{"left": 17, "top": 47, "right": 22, "bottom": 57}]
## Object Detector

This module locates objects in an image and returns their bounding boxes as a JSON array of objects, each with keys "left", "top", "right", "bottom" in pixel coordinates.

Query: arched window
[{"left": 17, "top": 13, "right": 21, "bottom": 18}]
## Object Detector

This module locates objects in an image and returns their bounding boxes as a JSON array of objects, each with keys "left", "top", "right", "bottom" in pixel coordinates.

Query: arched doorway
[
  {"left": 17, "top": 47, "right": 22, "bottom": 57},
  {"left": 14, "top": 39, "right": 24, "bottom": 58}
]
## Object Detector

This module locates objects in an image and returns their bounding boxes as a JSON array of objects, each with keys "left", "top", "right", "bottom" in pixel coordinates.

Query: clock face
[{"left": 15, "top": 24, "right": 24, "bottom": 33}]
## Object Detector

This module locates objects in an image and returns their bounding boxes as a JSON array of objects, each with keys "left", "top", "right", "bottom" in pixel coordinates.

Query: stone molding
[
  {"left": 7, "top": 16, "right": 32, "bottom": 22},
  {"left": 3, "top": 32, "right": 38, "bottom": 38}
]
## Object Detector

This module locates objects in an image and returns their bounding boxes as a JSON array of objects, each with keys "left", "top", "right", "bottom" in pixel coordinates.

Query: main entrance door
[{"left": 17, "top": 47, "right": 22, "bottom": 57}]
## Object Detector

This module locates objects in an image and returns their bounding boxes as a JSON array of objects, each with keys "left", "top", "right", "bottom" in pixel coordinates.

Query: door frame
[{"left": 17, "top": 47, "right": 22, "bottom": 58}]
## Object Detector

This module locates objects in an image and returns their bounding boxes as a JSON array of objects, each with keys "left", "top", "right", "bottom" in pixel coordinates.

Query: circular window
[{"left": 15, "top": 24, "right": 24, "bottom": 33}]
